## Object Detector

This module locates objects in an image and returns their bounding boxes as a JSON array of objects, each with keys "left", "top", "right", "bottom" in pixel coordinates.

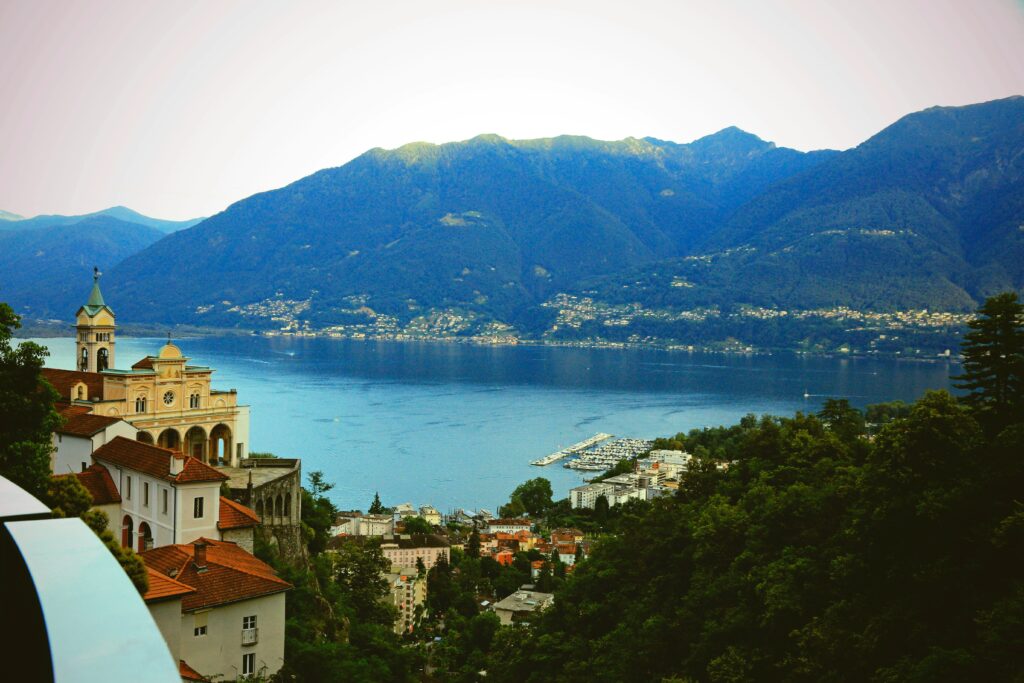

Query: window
[
  {"left": 125, "top": 476, "right": 132, "bottom": 500},
  {"left": 193, "top": 496, "right": 204, "bottom": 519},
  {"left": 243, "top": 615, "right": 257, "bottom": 630},
  {"left": 162, "top": 489, "right": 168, "bottom": 514},
  {"left": 143, "top": 482, "right": 150, "bottom": 507},
  {"left": 194, "top": 612, "right": 208, "bottom": 637},
  {"left": 242, "top": 653, "right": 256, "bottom": 676},
  {"left": 135, "top": 396, "right": 147, "bottom": 413},
  {"left": 190, "top": 393, "right": 200, "bottom": 409}
]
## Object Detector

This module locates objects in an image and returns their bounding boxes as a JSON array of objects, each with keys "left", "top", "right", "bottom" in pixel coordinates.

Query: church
[{"left": 42, "top": 270, "right": 250, "bottom": 466}]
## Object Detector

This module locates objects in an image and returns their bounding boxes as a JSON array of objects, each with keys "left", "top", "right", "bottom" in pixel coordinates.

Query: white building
[
  {"left": 51, "top": 407, "right": 137, "bottom": 475},
  {"left": 143, "top": 539, "right": 291, "bottom": 682},
  {"left": 331, "top": 511, "right": 395, "bottom": 537},
  {"left": 377, "top": 534, "right": 450, "bottom": 572},
  {"left": 418, "top": 505, "right": 442, "bottom": 526},
  {"left": 486, "top": 518, "right": 533, "bottom": 534},
  {"left": 492, "top": 587, "right": 554, "bottom": 626},
  {"left": 386, "top": 569, "right": 427, "bottom": 634}
]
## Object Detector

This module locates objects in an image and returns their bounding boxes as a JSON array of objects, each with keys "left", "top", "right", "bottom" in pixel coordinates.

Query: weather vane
[{"left": 93, "top": 266, "right": 102, "bottom": 281}]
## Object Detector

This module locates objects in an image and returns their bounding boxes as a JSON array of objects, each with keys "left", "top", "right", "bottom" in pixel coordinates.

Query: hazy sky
[{"left": 2, "top": 0, "right": 1023, "bottom": 220}]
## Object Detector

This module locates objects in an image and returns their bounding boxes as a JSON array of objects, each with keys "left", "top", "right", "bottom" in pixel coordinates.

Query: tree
[
  {"left": 302, "top": 471, "right": 337, "bottom": 555},
  {"left": 954, "top": 292, "right": 1024, "bottom": 430},
  {"left": 368, "top": 491, "right": 386, "bottom": 514},
  {"left": 594, "top": 494, "right": 610, "bottom": 520},
  {"left": 401, "top": 516, "right": 433, "bottom": 534},
  {"left": 502, "top": 477, "right": 553, "bottom": 517},
  {"left": 0, "top": 304, "right": 61, "bottom": 499},
  {"left": 467, "top": 527, "right": 481, "bottom": 559},
  {"left": 416, "top": 556, "right": 426, "bottom": 577}
]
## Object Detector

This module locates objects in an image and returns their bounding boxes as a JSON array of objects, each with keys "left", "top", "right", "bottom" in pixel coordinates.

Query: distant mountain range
[
  {"left": 0, "top": 208, "right": 203, "bottom": 319},
  {"left": 4, "top": 97, "right": 1022, "bottom": 351}
]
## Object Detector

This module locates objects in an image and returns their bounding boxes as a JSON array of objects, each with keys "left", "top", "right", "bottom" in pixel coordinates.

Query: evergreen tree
[
  {"left": 0, "top": 304, "right": 61, "bottom": 499},
  {"left": 954, "top": 292, "right": 1024, "bottom": 430},
  {"left": 368, "top": 491, "right": 386, "bottom": 514},
  {"left": 467, "top": 527, "right": 481, "bottom": 559}
]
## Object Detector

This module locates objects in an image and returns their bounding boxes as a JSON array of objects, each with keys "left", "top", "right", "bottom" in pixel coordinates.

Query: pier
[{"left": 531, "top": 433, "right": 614, "bottom": 466}]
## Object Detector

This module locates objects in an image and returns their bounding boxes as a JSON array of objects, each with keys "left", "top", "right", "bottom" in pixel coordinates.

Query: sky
[{"left": 1, "top": 0, "right": 1023, "bottom": 220}]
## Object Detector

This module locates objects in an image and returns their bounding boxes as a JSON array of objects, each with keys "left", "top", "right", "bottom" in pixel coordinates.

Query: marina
[
  {"left": 531, "top": 432, "right": 614, "bottom": 466},
  {"left": 565, "top": 438, "right": 655, "bottom": 471}
]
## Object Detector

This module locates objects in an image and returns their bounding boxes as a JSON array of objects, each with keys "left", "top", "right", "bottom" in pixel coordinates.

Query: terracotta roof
[
  {"left": 56, "top": 402, "right": 92, "bottom": 418},
  {"left": 68, "top": 464, "right": 121, "bottom": 504},
  {"left": 143, "top": 567, "right": 195, "bottom": 603},
  {"left": 93, "top": 436, "right": 228, "bottom": 484},
  {"left": 57, "top": 412, "right": 124, "bottom": 438},
  {"left": 178, "top": 660, "right": 207, "bottom": 682},
  {"left": 142, "top": 538, "right": 291, "bottom": 611},
  {"left": 41, "top": 368, "right": 105, "bottom": 400},
  {"left": 218, "top": 496, "right": 260, "bottom": 530},
  {"left": 488, "top": 518, "right": 532, "bottom": 526},
  {"left": 132, "top": 356, "right": 156, "bottom": 370}
]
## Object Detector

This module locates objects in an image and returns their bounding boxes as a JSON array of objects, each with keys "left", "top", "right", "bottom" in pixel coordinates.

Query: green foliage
[
  {"left": 501, "top": 477, "right": 553, "bottom": 517},
  {"left": 480, "top": 386, "right": 1024, "bottom": 681},
  {"left": 0, "top": 304, "right": 61, "bottom": 499},
  {"left": 954, "top": 292, "right": 1024, "bottom": 431},
  {"left": 302, "top": 470, "right": 337, "bottom": 556},
  {"left": 368, "top": 491, "right": 388, "bottom": 514},
  {"left": 400, "top": 516, "right": 433, "bottom": 534},
  {"left": 247, "top": 451, "right": 279, "bottom": 459}
]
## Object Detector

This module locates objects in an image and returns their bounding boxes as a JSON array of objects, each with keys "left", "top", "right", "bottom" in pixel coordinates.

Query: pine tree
[
  {"left": 954, "top": 292, "right": 1024, "bottom": 430},
  {"left": 369, "top": 491, "right": 385, "bottom": 514}
]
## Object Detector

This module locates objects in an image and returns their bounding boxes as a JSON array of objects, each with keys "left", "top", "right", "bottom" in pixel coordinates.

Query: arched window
[
  {"left": 97, "top": 348, "right": 109, "bottom": 371},
  {"left": 135, "top": 395, "right": 147, "bottom": 413},
  {"left": 284, "top": 493, "right": 291, "bottom": 521},
  {"left": 138, "top": 522, "right": 153, "bottom": 552},
  {"left": 121, "top": 516, "right": 133, "bottom": 548},
  {"left": 80, "top": 348, "right": 89, "bottom": 371},
  {"left": 77, "top": 386, "right": 85, "bottom": 400},
  {"left": 275, "top": 495, "right": 283, "bottom": 518},
  {"left": 189, "top": 393, "right": 200, "bottom": 409}
]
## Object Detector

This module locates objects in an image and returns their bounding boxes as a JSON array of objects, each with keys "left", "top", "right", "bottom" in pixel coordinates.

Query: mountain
[
  {"left": 104, "top": 130, "right": 832, "bottom": 327},
  {"left": 0, "top": 216, "right": 165, "bottom": 318},
  {"left": 579, "top": 97, "right": 1024, "bottom": 315},
  {"left": 0, "top": 206, "right": 204, "bottom": 234}
]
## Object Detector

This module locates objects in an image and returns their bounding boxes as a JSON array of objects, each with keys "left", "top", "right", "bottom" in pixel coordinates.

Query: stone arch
[
  {"left": 138, "top": 522, "right": 153, "bottom": 552},
  {"left": 158, "top": 428, "right": 181, "bottom": 452},
  {"left": 284, "top": 493, "right": 292, "bottom": 522},
  {"left": 256, "top": 499, "right": 264, "bottom": 520},
  {"left": 137, "top": 431, "right": 155, "bottom": 445},
  {"left": 97, "top": 347, "right": 109, "bottom": 372},
  {"left": 210, "top": 424, "right": 232, "bottom": 466},
  {"left": 275, "top": 494, "right": 283, "bottom": 520},
  {"left": 185, "top": 426, "right": 207, "bottom": 461},
  {"left": 121, "top": 515, "right": 133, "bottom": 548}
]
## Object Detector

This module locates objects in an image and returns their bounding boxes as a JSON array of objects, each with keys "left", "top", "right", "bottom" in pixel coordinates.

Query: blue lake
[{"left": 32, "top": 336, "right": 955, "bottom": 513}]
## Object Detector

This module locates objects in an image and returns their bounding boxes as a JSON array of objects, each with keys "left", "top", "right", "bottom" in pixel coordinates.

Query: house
[
  {"left": 218, "top": 496, "right": 261, "bottom": 553},
  {"left": 143, "top": 538, "right": 291, "bottom": 682},
  {"left": 486, "top": 518, "right": 533, "bottom": 534},
  {"left": 491, "top": 587, "right": 554, "bottom": 626},
  {"left": 50, "top": 403, "right": 137, "bottom": 475},
  {"left": 90, "top": 436, "right": 229, "bottom": 550},
  {"left": 418, "top": 505, "right": 442, "bottom": 526},
  {"left": 550, "top": 528, "right": 584, "bottom": 545},
  {"left": 385, "top": 569, "right": 427, "bottom": 634}
]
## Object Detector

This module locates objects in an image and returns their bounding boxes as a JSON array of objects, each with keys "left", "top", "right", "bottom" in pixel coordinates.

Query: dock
[{"left": 531, "top": 433, "right": 614, "bottom": 466}]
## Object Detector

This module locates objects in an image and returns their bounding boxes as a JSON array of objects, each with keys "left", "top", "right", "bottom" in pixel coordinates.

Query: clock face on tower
[{"left": 163, "top": 391, "right": 175, "bottom": 406}]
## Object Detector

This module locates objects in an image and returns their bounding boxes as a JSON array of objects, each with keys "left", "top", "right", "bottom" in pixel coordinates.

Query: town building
[
  {"left": 43, "top": 274, "right": 250, "bottom": 466},
  {"left": 385, "top": 569, "right": 427, "bottom": 634},
  {"left": 486, "top": 518, "right": 533, "bottom": 534},
  {"left": 50, "top": 404, "right": 136, "bottom": 475},
  {"left": 418, "top": 505, "right": 442, "bottom": 526},
  {"left": 143, "top": 538, "right": 291, "bottom": 682},
  {"left": 491, "top": 587, "right": 554, "bottom": 626},
  {"left": 378, "top": 534, "right": 450, "bottom": 572},
  {"left": 330, "top": 511, "right": 395, "bottom": 537}
]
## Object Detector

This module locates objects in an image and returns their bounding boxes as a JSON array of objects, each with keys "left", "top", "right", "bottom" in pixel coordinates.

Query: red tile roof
[
  {"left": 132, "top": 356, "right": 156, "bottom": 370},
  {"left": 178, "top": 660, "right": 207, "bottom": 682},
  {"left": 143, "top": 567, "right": 196, "bottom": 603},
  {"left": 218, "top": 496, "right": 260, "bottom": 530},
  {"left": 56, "top": 402, "right": 93, "bottom": 418},
  {"left": 41, "top": 368, "right": 105, "bottom": 400},
  {"left": 142, "top": 538, "right": 291, "bottom": 610},
  {"left": 57, "top": 412, "right": 124, "bottom": 438},
  {"left": 66, "top": 464, "right": 121, "bottom": 504},
  {"left": 93, "top": 436, "right": 228, "bottom": 484}
]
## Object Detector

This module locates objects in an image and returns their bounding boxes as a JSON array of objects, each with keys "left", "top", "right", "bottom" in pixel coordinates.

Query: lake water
[{"left": 32, "top": 336, "right": 955, "bottom": 512}]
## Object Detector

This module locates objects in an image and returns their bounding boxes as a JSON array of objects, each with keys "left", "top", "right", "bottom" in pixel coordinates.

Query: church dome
[{"left": 158, "top": 342, "right": 183, "bottom": 359}]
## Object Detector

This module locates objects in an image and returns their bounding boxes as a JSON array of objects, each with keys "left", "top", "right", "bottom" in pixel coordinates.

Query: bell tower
[{"left": 75, "top": 267, "right": 116, "bottom": 373}]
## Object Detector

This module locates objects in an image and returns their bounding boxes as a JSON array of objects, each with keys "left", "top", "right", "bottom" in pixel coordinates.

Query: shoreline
[{"left": 17, "top": 319, "right": 963, "bottom": 364}]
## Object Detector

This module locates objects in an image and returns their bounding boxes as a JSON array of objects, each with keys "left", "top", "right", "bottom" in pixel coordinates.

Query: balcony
[
  {"left": 241, "top": 628, "right": 259, "bottom": 645},
  {"left": 0, "top": 474, "right": 180, "bottom": 682}
]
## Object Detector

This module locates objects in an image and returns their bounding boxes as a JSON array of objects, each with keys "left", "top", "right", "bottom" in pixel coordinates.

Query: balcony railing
[{"left": 241, "top": 627, "right": 259, "bottom": 645}]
